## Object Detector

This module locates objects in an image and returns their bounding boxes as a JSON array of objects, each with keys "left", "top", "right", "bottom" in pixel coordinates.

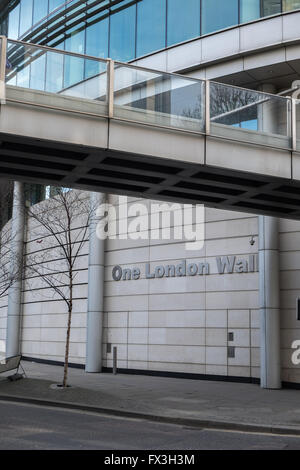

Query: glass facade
[
  {"left": 137, "top": 0, "right": 166, "bottom": 57},
  {"left": 110, "top": 4, "right": 136, "bottom": 62},
  {"left": 2, "top": 0, "right": 300, "bottom": 64},
  {"left": 19, "top": 0, "right": 33, "bottom": 37},
  {"left": 283, "top": 0, "right": 300, "bottom": 11},
  {"left": 262, "top": 0, "right": 281, "bottom": 16},
  {"left": 202, "top": 0, "right": 239, "bottom": 35},
  {"left": 240, "top": 0, "right": 261, "bottom": 23},
  {"left": 167, "top": 0, "right": 200, "bottom": 47}
]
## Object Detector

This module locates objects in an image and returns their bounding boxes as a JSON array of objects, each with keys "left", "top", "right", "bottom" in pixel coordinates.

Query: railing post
[
  {"left": 107, "top": 58, "right": 115, "bottom": 119},
  {"left": 205, "top": 80, "right": 210, "bottom": 135},
  {"left": 291, "top": 98, "right": 297, "bottom": 152},
  {"left": 0, "top": 36, "right": 7, "bottom": 105},
  {"left": 113, "top": 347, "right": 117, "bottom": 375}
]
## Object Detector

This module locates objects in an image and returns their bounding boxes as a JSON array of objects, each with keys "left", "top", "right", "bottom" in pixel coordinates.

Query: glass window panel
[
  {"left": 17, "top": 65, "right": 30, "bottom": 88},
  {"left": 49, "top": 0, "right": 66, "bottom": 28},
  {"left": 202, "top": 0, "right": 239, "bottom": 35},
  {"left": 30, "top": 53, "right": 46, "bottom": 91},
  {"left": 64, "top": 28, "right": 85, "bottom": 88},
  {"left": 137, "top": 0, "right": 166, "bottom": 57},
  {"left": 8, "top": 5, "right": 20, "bottom": 39},
  {"left": 110, "top": 5, "right": 136, "bottom": 62},
  {"left": 110, "top": 0, "right": 133, "bottom": 11},
  {"left": 49, "top": 0, "right": 64, "bottom": 13},
  {"left": 283, "top": 0, "right": 300, "bottom": 11},
  {"left": 86, "top": 19, "right": 109, "bottom": 58},
  {"left": 241, "top": 120, "right": 258, "bottom": 131},
  {"left": 45, "top": 46, "right": 64, "bottom": 92},
  {"left": 167, "top": 0, "right": 200, "bottom": 47},
  {"left": 19, "top": 0, "right": 34, "bottom": 37},
  {"left": 33, "top": 0, "right": 49, "bottom": 25},
  {"left": 114, "top": 65, "right": 205, "bottom": 132},
  {"left": 261, "top": 0, "right": 281, "bottom": 16},
  {"left": 65, "top": 27, "right": 85, "bottom": 55},
  {"left": 85, "top": 17, "right": 109, "bottom": 78},
  {"left": 240, "top": 0, "right": 260, "bottom": 23}
]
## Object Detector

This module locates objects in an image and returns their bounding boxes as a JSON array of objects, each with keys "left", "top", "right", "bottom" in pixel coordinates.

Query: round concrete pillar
[
  {"left": 6, "top": 182, "right": 25, "bottom": 358},
  {"left": 257, "top": 84, "right": 277, "bottom": 134},
  {"left": 257, "top": 84, "right": 281, "bottom": 389},
  {"left": 85, "top": 192, "right": 106, "bottom": 373},
  {"left": 259, "top": 216, "right": 281, "bottom": 389}
]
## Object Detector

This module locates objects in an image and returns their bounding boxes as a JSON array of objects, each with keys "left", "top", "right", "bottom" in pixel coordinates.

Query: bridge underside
[
  {"left": 0, "top": 129, "right": 299, "bottom": 220},
  {"left": 0, "top": 85, "right": 299, "bottom": 219}
]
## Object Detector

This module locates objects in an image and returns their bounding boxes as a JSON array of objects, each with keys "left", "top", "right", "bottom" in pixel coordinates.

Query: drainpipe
[
  {"left": 85, "top": 192, "right": 106, "bottom": 373},
  {"left": 6, "top": 182, "right": 25, "bottom": 358}
]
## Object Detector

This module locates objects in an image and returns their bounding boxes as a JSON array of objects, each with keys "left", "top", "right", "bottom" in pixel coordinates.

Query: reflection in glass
[
  {"left": 167, "top": 0, "right": 200, "bottom": 46},
  {"left": 110, "top": 5, "right": 136, "bottom": 62},
  {"left": 114, "top": 65, "right": 205, "bottom": 132},
  {"left": 262, "top": 0, "right": 281, "bottom": 16},
  {"left": 8, "top": 5, "right": 20, "bottom": 39},
  {"left": 137, "top": 0, "right": 166, "bottom": 57},
  {"left": 33, "top": 0, "right": 49, "bottom": 26},
  {"left": 46, "top": 48, "right": 64, "bottom": 92},
  {"left": 283, "top": 0, "right": 300, "bottom": 11},
  {"left": 210, "top": 83, "right": 259, "bottom": 128},
  {"left": 240, "top": 0, "right": 260, "bottom": 23},
  {"left": 17, "top": 65, "right": 30, "bottom": 88},
  {"left": 64, "top": 28, "right": 85, "bottom": 88},
  {"left": 49, "top": 0, "right": 64, "bottom": 13},
  {"left": 202, "top": 0, "right": 239, "bottom": 34},
  {"left": 30, "top": 53, "right": 46, "bottom": 91},
  {"left": 210, "top": 82, "right": 289, "bottom": 142},
  {"left": 19, "top": 0, "right": 33, "bottom": 37},
  {"left": 85, "top": 18, "right": 109, "bottom": 78}
]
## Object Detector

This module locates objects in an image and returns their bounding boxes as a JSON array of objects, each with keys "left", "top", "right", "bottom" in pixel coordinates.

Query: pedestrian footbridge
[{"left": 1, "top": 37, "right": 300, "bottom": 219}]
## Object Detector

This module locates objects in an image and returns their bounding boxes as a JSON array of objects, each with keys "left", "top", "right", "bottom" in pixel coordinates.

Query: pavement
[{"left": 0, "top": 361, "right": 300, "bottom": 436}]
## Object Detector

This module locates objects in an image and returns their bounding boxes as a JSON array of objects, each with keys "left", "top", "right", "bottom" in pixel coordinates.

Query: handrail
[
  {"left": 6, "top": 38, "right": 109, "bottom": 64},
  {"left": 0, "top": 36, "right": 7, "bottom": 104},
  {"left": 0, "top": 37, "right": 298, "bottom": 151},
  {"left": 6, "top": 37, "right": 294, "bottom": 102}
]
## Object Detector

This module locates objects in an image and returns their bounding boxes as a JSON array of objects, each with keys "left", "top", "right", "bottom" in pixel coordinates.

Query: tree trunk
[{"left": 63, "top": 300, "right": 72, "bottom": 387}]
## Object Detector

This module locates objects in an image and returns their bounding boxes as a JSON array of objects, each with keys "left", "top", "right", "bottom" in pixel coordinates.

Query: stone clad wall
[
  {"left": 0, "top": 194, "right": 300, "bottom": 383},
  {"left": 19, "top": 208, "right": 89, "bottom": 365},
  {"left": 103, "top": 197, "right": 260, "bottom": 379},
  {"left": 279, "top": 218, "right": 300, "bottom": 384}
]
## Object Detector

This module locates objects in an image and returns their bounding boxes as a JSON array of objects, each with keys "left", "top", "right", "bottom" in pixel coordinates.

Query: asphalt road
[{"left": 0, "top": 400, "right": 300, "bottom": 450}]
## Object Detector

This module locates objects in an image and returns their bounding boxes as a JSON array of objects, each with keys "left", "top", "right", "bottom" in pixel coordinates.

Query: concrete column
[
  {"left": 257, "top": 84, "right": 281, "bottom": 389},
  {"left": 257, "top": 84, "right": 277, "bottom": 134},
  {"left": 85, "top": 192, "right": 106, "bottom": 373},
  {"left": 259, "top": 216, "right": 281, "bottom": 389},
  {"left": 6, "top": 181, "right": 25, "bottom": 358}
]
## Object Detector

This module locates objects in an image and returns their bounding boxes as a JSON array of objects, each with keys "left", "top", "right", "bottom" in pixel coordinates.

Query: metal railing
[{"left": 0, "top": 36, "right": 299, "bottom": 152}]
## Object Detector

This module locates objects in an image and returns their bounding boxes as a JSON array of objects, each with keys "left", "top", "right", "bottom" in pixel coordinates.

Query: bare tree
[
  {"left": 209, "top": 83, "right": 258, "bottom": 123},
  {"left": 0, "top": 222, "right": 19, "bottom": 299},
  {"left": 182, "top": 83, "right": 258, "bottom": 126},
  {"left": 25, "top": 188, "right": 96, "bottom": 387},
  {"left": 0, "top": 181, "right": 21, "bottom": 299},
  {"left": 0, "top": 179, "right": 13, "bottom": 230}
]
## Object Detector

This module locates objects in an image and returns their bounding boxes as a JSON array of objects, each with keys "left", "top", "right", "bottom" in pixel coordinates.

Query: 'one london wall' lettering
[{"left": 112, "top": 255, "right": 258, "bottom": 282}]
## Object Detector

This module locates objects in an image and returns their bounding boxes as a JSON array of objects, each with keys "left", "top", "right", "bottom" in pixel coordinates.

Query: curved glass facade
[{"left": 1, "top": 0, "right": 300, "bottom": 64}]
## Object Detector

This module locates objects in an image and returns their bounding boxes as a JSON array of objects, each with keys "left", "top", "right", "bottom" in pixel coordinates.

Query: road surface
[{"left": 0, "top": 400, "right": 299, "bottom": 450}]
